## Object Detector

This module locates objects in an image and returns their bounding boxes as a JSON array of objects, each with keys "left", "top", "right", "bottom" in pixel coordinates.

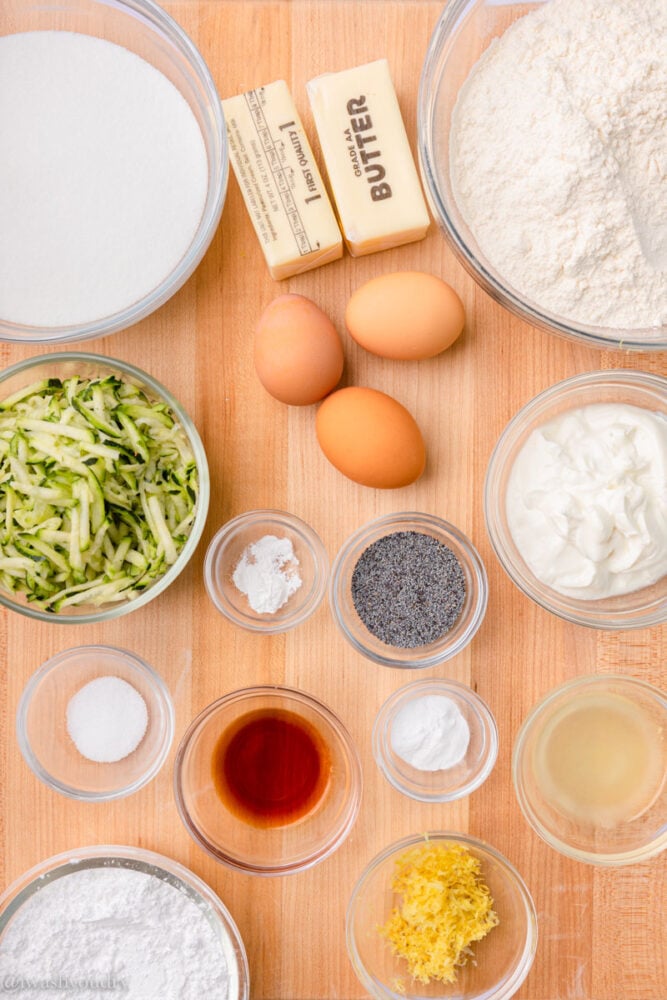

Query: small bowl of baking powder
[
  {"left": 16, "top": 644, "right": 174, "bottom": 801},
  {"left": 204, "top": 509, "right": 329, "bottom": 634},
  {"left": 373, "top": 678, "right": 498, "bottom": 802}
]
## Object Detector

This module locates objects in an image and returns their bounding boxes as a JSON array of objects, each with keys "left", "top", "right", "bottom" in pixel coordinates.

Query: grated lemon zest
[{"left": 379, "top": 841, "right": 499, "bottom": 985}]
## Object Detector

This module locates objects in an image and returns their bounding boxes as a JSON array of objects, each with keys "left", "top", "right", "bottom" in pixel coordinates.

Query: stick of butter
[
  {"left": 306, "top": 59, "right": 430, "bottom": 256},
  {"left": 222, "top": 81, "right": 343, "bottom": 280}
]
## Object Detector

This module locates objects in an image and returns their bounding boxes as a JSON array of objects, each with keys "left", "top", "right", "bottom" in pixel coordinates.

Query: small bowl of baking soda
[
  {"left": 17, "top": 645, "right": 174, "bottom": 801},
  {"left": 204, "top": 509, "right": 329, "bottom": 634},
  {"left": 373, "top": 678, "right": 498, "bottom": 802}
]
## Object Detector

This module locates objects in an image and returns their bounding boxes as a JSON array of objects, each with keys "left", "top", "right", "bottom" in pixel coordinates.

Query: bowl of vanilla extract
[{"left": 174, "top": 685, "right": 362, "bottom": 875}]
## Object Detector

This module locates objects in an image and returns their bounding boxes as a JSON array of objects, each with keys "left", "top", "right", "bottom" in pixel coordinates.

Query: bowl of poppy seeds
[{"left": 329, "top": 512, "right": 488, "bottom": 668}]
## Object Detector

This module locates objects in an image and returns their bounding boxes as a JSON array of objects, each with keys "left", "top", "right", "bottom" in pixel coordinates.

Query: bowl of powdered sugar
[
  {"left": 0, "top": 845, "right": 250, "bottom": 999},
  {"left": 419, "top": 0, "right": 667, "bottom": 350},
  {"left": 0, "top": 0, "right": 227, "bottom": 343}
]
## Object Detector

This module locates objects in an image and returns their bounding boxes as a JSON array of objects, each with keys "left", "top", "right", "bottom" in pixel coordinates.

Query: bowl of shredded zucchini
[{"left": 0, "top": 352, "right": 208, "bottom": 622}]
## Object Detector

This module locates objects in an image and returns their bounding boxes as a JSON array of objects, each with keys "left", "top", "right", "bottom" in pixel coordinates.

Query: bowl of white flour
[
  {"left": 0, "top": 0, "right": 228, "bottom": 343},
  {"left": 419, "top": 0, "right": 667, "bottom": 350},
  {"left": 0, "top": 845, "right": 250, "bottom": 1000}
]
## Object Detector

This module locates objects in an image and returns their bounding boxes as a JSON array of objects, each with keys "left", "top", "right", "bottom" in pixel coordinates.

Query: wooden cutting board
[{"left": 0, "top": 2, "right": 665, "bottom": 998}]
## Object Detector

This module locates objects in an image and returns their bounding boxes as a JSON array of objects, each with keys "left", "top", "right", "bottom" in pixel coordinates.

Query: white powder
[
  {"left": 450, "top": 0, "right": 667, "bottom": 330},
  {"left": 232, "top": 535, "right": 302, "bottom": 614},
  {"left": 0, "top": 31, "right": 208, "bottom": 327},
  {"left": 66, "top": 676, "right": 148, "bottom": 764},
  {"left": 391, "top": 694, "right": 470, "bottom": 771},
  {"left": 0, "top": 866, "right": 236, "bottom": 1000}
]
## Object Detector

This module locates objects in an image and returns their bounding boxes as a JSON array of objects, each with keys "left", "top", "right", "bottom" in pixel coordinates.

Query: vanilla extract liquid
[{"left": 212, "top": 708, "right": 330, "bottom": 827}]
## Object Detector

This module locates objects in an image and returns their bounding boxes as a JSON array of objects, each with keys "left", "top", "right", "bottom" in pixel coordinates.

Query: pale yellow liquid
[{"left": 534, "top": 692, "right": 665, "bottom": 828}]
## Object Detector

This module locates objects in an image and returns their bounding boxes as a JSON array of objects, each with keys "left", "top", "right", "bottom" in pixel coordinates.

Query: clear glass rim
[
  {"left": 346, "top": 830, "right": 538, "bottom": 1000},
  {"left": 330, "top": 511, "right": 488, "bottom": 669},
  {"left": 203, "top": 510, "right": 329, "bottom": 635},
  {"left": 0, "top": 843, "right": 250, "bottom": 1000},
  {"left": 484, "top": 369, "right": 667, "bottom": 630},
  {"left": 372, "top": 677, "right": 499, "bottom": 803},
  {"left": 512, "top": 673, "right": 667, "bottom": 867},
  {"left": 417, "top": 0, "right": 667, "bottom": 352},
  {"left": 0, "top": 0, "right": 228, "bottom": 344},
  {"left": 16, "top": 644, "right": 175, "bottom": 801},
  {"left": 0, "top": 351, "right": 210, "bottom": 623},
  {"left": 173, "top": 684, "right": 363, "bottom": 876}
]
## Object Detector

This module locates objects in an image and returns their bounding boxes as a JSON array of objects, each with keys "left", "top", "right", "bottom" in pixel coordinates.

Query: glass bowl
[
  {"left": 204, "top": 510, "right": 329, "bottom": 634},
  {"left": 418, "top": 0, "right": 666, "bottom": 351},
  {"left": 330, "top": 512, "right": 488, "bottom": 669},
  {"left": 346, "top": 832, "right": 537, "bottom": 1000},
  {"left": 0, "top": 0, "right": 227, "bottom": 344},
  {"left": 0, "top": 844, "right": 249, "bottom": 999},
  {"left": 17, "top": 644, "right": 175, "bottom": 801},
  {"left": 174, "top": 685, "right": 362, "bottom": 876},
  {"left": 373, "top": 678, "right": 498, "bottom": 802},
  {"left": 0, "top": 352, "right": 209, "bottom": 623},
  {"left": 513, "top": 674, "right": 667, "bottom": 866},
  {"left": 484, "top": 369, "right": 667, "bottom": 629}
]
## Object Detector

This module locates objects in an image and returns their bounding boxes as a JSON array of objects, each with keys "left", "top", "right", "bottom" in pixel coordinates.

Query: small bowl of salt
[
  {"left": 373, "top": 678, "right": 498, "bottom": 802},
  {"left": 204, "top": 509, "right": 329, "bottom": 634},
  {"left": 17, "top": 644, "right": 174, "bottom": 801}
]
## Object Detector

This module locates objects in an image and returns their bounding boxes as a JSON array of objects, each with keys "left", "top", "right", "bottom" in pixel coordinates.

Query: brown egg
[
  {"left": 315, "top": 387, "right": 426, "bottom": 489},
  {"left": 345, "top": 271, "right": 465, "bottom": 360},
  {"left": 254, "top": 294, "right": 344, "bottom": 405}
]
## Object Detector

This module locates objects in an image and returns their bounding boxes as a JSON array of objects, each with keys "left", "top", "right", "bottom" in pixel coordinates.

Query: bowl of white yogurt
[
  {"left": 485, "top": 370, "right": 667, "bottom": 629},
  {"left": 418, "top": 0, "right": 667, "bottom": 350},
  {"left": 0, "top": 0, "right": 228, "bottom": 343}
]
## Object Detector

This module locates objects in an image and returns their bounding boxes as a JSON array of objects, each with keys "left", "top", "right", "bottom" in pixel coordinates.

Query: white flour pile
[
  {"left": 450, "top": 0, "right": 667, "bottom": 330},
  {"left": 233, "top": 535, "right": 302, "bottom": 613},
  {"left": 0, "top": 32, "right": 208, "bottom": 327},
  {"left": 0, "top": 866, "right": 236, "bottom": 1000}
]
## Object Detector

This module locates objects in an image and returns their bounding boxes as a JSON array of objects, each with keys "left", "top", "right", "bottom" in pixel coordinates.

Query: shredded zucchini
[{"left": 0, "top": 374, "right": 199, "bottom": 611}]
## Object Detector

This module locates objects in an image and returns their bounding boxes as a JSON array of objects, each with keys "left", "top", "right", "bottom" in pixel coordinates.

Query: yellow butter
[
  {"left": 306, "top": 59, "right": 430, "bottom": 256},
  {"left": 222, "top": 81, "right": 343, "bottom": 280}
]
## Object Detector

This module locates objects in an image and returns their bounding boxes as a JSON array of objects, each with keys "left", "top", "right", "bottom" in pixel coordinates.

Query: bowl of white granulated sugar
[
  {"left": 17, "top": 645, "right": 175, "bottom": 801},
  {"left": 0, "top": 846, "right": 250, "bottom": 1000},
  {"left": 0, "top": 0, "right": 228, "bottom": 344},
  {"left": 418, "top": 0, "right": 667, "bottom": 351}
]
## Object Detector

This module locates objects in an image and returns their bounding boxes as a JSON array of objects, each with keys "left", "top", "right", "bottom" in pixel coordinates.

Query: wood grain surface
[{"left": 1, "top": 3, "right": 665, "bottom": 999}]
